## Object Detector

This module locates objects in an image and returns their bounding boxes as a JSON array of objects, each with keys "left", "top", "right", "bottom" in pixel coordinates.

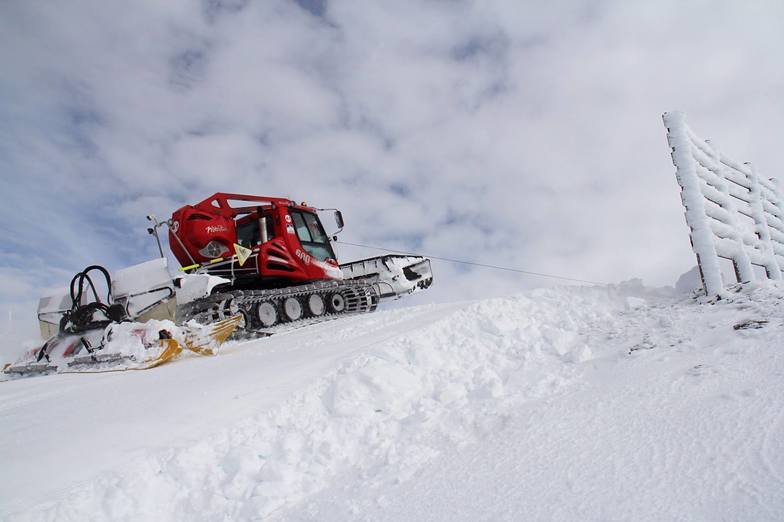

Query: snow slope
[
  {"left": 1, "top": 283, "right": 782, "bottom": 521},
  {"left": 287, "top": 284, "right": 784, "bottom": 521}
]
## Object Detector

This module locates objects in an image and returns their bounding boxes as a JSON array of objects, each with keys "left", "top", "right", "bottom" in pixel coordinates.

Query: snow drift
[{"left": 1, "top": 282, "right": 782, "bottom": 521}]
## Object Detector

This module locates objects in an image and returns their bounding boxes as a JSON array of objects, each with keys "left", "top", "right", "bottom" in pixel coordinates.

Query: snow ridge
[
  {"left": 16, "top": 287, "right": 625, "bottom": 521},
  {"left": 290, "top": 282, "right": 784, "bottom": 521}
]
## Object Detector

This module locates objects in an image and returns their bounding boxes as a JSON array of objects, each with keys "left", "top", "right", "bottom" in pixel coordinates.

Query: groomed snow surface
[{"left": 1, "top": 282, "right": 783, "bottom": 521}]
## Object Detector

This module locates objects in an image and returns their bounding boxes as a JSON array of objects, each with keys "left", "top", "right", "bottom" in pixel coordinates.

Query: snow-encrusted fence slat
[{"left": 663, "top": 111, "right": 783, "bottom": 295}]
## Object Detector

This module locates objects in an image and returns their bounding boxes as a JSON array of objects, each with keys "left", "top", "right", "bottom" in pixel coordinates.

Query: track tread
[{"left": 178, "top": 280, "right": 379, "bottom": 338}]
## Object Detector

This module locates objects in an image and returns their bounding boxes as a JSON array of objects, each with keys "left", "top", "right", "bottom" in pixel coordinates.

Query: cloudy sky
[{"left": 1, "top": 0, "right": 783, "bottom": 348}]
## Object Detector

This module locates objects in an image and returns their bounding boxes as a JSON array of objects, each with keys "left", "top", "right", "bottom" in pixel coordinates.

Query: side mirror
[{"left": 334, "top": 210, "right": 344, "bottom": 231}]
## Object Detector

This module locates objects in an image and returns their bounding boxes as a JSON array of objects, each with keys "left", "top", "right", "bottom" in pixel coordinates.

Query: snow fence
[{"left": 663, "top": 111, "right": 784, "bottom": 295}]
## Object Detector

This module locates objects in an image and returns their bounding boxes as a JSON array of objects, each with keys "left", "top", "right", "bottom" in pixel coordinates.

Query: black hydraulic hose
[
  {"left": 61, "top": 265, "right": 125, "bottom": 335},
  {"left": 29, "top": 265, "right": 128, "bottom": 364},
  {"left": 70, "top": 265, "right": 113, "bottom": 307},
  {"left": 70, "top": 273, "right": 98, "bottom": 307}
]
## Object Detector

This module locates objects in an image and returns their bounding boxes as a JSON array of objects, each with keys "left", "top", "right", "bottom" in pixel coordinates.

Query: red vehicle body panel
[{"left": 169, "top": 193, "right": 340, "bottom": 286}]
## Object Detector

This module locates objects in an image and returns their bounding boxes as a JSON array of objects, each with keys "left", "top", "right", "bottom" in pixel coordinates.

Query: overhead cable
[{"left": 334, "top": 240, "right": 609, "bottom": 286}]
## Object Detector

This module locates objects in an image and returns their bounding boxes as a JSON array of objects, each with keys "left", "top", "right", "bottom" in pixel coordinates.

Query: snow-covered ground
[{"left": 1, "top": 282, "right": 782, "bottom": 521}]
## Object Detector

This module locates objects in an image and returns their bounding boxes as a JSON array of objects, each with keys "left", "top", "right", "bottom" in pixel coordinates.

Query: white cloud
[{"left": 2, "top": 0, "right": 783, "bottom": 350}]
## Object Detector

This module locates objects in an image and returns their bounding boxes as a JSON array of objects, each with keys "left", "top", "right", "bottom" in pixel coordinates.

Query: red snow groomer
[
  {"left": 5, "top": 193, "right": 432, "bottom": 378},
  {"left": 170, "top": 193, "right": 345, "bottom": 286},
  {"left": 168, "top": 193, "right": 433, "bottom": 329}
]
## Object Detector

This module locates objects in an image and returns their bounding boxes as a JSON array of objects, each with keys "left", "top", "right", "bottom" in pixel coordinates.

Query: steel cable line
[{"left": 333, "top": 240, "right": 609, "bottom": 286}]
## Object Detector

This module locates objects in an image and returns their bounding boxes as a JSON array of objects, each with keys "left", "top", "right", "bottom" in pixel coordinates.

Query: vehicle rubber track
[{"left": 178, "top": 280, "right": 380, "bottom": 337}]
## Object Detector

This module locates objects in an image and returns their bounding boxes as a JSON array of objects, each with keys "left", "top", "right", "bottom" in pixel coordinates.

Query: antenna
[{"left": 146, "top": 214, "right": 166, "bottom": 258}]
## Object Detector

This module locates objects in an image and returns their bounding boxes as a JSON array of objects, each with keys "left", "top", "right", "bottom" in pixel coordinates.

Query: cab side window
[
  {"left": 303, "top": 213, "right": 328, "bottom": 243},
  {"left": 292, "top": 212, "right": 311, "bottom": 242},
  {"left": 236, "top": 220, "right": 259, "bottom": 247}
]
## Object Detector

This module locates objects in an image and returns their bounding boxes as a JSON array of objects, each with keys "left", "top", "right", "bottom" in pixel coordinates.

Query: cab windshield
[{"left": 290, "top": 210, "right": 336, "bottom": 261}]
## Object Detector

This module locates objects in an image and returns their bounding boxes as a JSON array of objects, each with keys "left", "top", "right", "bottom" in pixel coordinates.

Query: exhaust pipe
[{"left": 259, "top": 216, "right": 269, "bottom": 244}]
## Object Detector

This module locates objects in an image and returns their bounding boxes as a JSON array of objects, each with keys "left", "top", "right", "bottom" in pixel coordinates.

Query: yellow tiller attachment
[{"left": 183, "top": 315, "right": 243, "bottom": 356}]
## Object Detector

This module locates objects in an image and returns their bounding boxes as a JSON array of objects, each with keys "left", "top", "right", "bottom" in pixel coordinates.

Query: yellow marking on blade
[
  {"left": 184, "top": 315, "right": 242, "bottom": 355},
  {"left": 179, "top": 263, "right": 200, "bottom": 272},
  {"left": 144, "top": 338, "right": 184, "bottom": 369}
]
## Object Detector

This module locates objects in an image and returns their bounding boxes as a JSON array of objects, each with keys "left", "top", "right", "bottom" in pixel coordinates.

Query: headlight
[{"left": 199, "top": 240, "right": 230, "bottom": 259}]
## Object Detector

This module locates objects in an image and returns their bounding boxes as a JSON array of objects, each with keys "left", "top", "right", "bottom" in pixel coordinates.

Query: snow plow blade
[
  {"left": 143, "top": 338, "right": 184, "bottom": 369},
  {"left": 2, "top": 315, "right": 242, "bottom": 378},
  {"left": 184, "top": 314, "right": 243, "bottom": 355}
]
